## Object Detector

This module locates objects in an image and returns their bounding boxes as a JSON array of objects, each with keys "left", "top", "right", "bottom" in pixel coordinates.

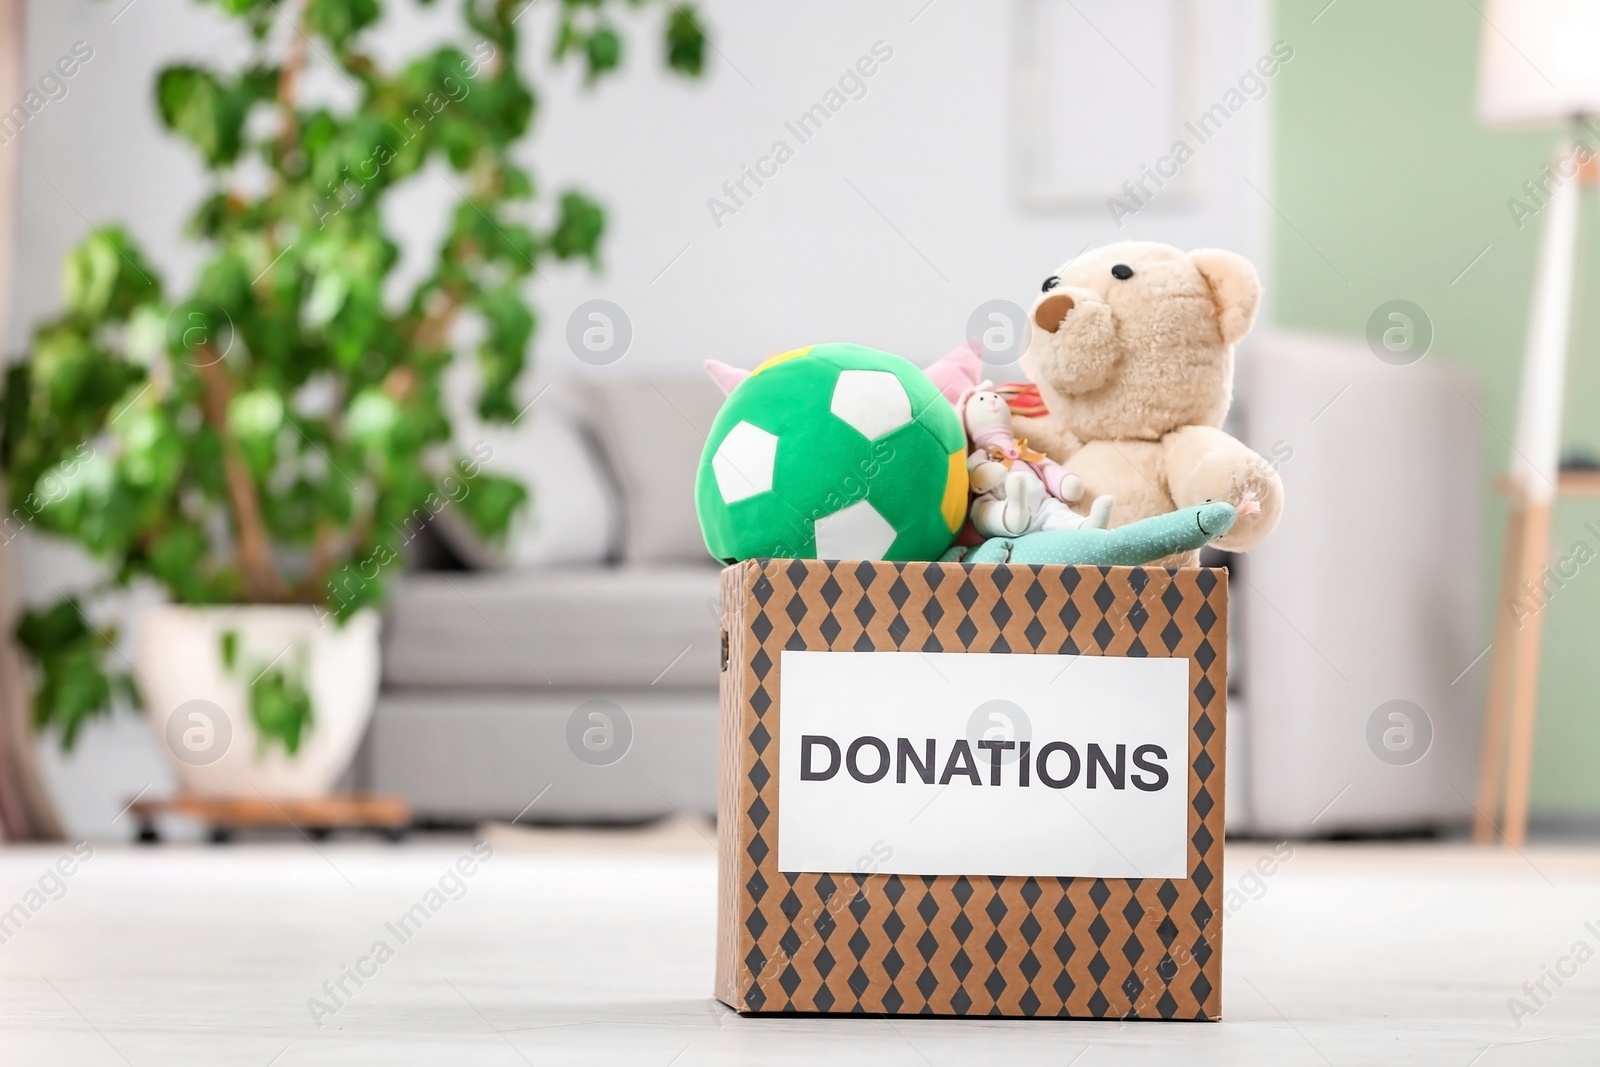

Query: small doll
[{"left": 961, "top": 385, "right": 1113, "bottom": 538}]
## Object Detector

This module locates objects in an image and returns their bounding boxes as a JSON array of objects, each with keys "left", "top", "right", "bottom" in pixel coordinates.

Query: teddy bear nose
[
  {"left": 1033, "top": 292, "right": 1075, "bottom": 333},
  {"left": 1111, "top": 264, "right": 1134, "bottom": 280}
]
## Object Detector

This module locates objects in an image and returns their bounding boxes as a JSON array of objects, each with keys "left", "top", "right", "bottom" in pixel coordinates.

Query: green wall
[{"left": 1272, "top": 0, "right": 1600, "bottom": 815}]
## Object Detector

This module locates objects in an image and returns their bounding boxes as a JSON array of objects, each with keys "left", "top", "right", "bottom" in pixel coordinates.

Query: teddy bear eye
[
  {"left": 1111, "top": 264, "right": 1134, "bottom": 280},
  {"left": 1041, "top": 275, "right": 1060, "bottom": 292}
]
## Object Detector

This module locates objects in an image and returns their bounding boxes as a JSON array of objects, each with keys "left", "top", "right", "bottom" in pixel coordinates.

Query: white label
[{"left": 776, "top": 651, "right": 1191, "bottom": 879}]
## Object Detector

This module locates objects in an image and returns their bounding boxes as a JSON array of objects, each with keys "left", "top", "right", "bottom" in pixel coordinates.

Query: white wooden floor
[{"left": 1, "top": 829, "right": 1597, "bottom": 1065}]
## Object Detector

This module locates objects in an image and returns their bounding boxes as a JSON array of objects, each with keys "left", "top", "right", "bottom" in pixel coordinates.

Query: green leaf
[
  {"left": 62, "top": 228, "right": 161, "bottom": 321},
  {"left": 17, "top": 600, "right": 115, "bottom": 750},
  {"left": 229, "top": 390, "right": 285, "bottom": 439},
  {"left": 345, "top": 388, "right": 400, "bottom": 451},
  {"left": 148, "top": 524, "right": 214, "bottom": 603},
  {"left": 155, "top": 65, "right": 267, "bottom": 167},
  {"left": 0, "top": 363, "right": 29, "bottom": 469},
  {"left": 546, "top": 190, "right": 605, "bottom": 265},
  {"left": 584, "top": 26, "right": 624, "bottom": 81},
  {"left": 665, "top": 5, "right": 707, "bottom": 76},
  {"left": 8, "top": 325, "right": 144, "bottom": 497},
  {"left": 451, "top": 471, "right": 527, "bottom": 540},
  {"left": 117, "top": 408, "right": 184, "bottom": 493},
  {"left": 202, "top": 0, "right": 276, "bottom": 16},
  {"left": 33, "top": 646, "right": 114, "bottom": 750},
  {"left": 251, "top": 664, "right": 314, "bottom": 755},
  {"left": 474, "top": 285, "right": 535, "bottom": 421},
  {"left": 305, "top": 0, "right": 382, "bottom": 51},
  {"left": 193, "top": 253, "right": 254, "bottom": 321},
  {"left": 16, "top": 598, "right": 91, "bottom": 657},
  {"left": 498, "top": 161, "right": 535, "bottom": 200}
]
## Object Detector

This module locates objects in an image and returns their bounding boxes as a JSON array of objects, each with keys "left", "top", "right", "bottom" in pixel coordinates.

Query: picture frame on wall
[{"left": 1014, "top": 0, "right": 1199, "bottom": 210}]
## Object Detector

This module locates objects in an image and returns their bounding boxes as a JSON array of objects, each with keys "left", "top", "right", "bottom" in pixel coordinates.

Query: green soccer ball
[{"left": 695, "top": 343, "right": 968, "bottom": 563}]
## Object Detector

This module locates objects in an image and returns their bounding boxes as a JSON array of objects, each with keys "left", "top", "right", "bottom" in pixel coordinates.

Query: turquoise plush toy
[{"left": 943, "top": 500, "right": 1251, "bottom": 566}]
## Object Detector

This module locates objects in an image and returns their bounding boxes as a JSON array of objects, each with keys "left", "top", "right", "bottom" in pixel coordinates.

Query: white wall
[
  {"left": 9, "top": 0, "right": 1269, "bottom": 369},
  {"left": 499, "top": 0, "right": 1273, "bottom": 374},
  {"left": 7, "top": 0, "right": 1268, "bottom": 837}
]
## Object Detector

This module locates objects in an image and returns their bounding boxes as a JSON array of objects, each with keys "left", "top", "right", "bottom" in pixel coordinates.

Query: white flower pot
[{"left": 137, "top": 605, "right": 380, "bottom": 797}]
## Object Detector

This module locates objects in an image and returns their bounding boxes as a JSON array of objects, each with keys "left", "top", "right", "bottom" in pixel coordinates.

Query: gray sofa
[
  {"left": 361, "top": 377, "right": 728, "bottom": 823},
  {"left": 1227, "top": 331, "right": 1483, "bottom": 836},
  {"left": 363, "top": 336, "right": 1486, "bottom": 837}
]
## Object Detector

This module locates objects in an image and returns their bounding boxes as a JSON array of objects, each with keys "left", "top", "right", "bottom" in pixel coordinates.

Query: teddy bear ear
[{"left": 1188, "top": 248, "right": 1262, "bottom": 346}]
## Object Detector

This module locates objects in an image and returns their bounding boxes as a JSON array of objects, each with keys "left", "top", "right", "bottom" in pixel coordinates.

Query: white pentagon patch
[
  {"left": 813, "top": 499, "right": 897, "bottom": 560},
  {"left": 712, "top": 421, "right": 778, "bottom": 504},
  {"left": 830, "top": 369, "right": 912, "bottom": 440}
]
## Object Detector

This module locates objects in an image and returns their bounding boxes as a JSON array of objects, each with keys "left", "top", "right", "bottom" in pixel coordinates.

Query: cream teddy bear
[
  {"left": 1011, "top": 241, "right": 1283, "bottom": 562},
  {"left": 962, "top": 385, "right": 1112, "bottom": 537}
]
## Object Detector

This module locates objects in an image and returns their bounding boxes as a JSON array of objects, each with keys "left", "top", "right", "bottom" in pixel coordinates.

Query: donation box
[{"left": 714, "top": 558, "right": 1227, "bottom": 1020}]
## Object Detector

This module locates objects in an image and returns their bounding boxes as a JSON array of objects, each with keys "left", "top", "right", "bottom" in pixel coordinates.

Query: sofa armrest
[{"left": 1231, "top": 330, "right": 1484, "bottom": 834}]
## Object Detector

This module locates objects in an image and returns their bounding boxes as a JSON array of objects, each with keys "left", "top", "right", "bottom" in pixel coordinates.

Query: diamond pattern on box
[{"left": 715, "top": 560, "right": 1227, "bottom": 1020}]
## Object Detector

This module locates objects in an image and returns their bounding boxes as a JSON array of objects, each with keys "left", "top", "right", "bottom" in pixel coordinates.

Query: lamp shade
[{"left": 1478, "top": 0, "right": 1600, "bottom": 127}]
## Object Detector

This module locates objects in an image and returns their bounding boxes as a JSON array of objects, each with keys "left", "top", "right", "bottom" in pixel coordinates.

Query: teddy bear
[
  {"left": 960, "top": 384, "right": 1112, "bottom": 537},
  {"left": 1010, "top": 241, "right": 1283, "bottom": 562}
]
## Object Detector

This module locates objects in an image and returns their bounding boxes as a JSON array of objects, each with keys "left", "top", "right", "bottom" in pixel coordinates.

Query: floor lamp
[{"left": 1472, "top": 0, "right": 1600, "bottom": 848}]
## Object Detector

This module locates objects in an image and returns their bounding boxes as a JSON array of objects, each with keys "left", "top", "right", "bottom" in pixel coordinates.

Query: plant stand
[{"left": 128, "top": 794, "right": 412, "bottom": 844}]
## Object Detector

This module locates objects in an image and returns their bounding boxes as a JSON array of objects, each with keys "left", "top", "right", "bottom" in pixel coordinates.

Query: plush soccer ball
[{"left": 696, "top": 343, "right": 968, "bottom": 562}]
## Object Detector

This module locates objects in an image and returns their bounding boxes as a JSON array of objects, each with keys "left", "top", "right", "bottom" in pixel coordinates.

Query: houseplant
[{"left": 1, "top": 0, "right": 705, "bottom": 794}]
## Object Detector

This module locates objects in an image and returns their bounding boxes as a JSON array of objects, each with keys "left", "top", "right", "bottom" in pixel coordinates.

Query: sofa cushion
[
  {"left": 368, "top": 688, "right": 718, "bottom": 820},
  {"left": 433, "top": 379, "right": 623, "bottom": 568},
  {"left": 581, "top": 377, "right": 724, "bottom": 564},
  {"left": 383, "top": 565, "right": 722, "bottom": 688}
]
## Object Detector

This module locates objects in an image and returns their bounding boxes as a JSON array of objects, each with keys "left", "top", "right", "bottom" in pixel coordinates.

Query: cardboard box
[{"left": 714, "top": 558, "right": 1227, "bottom": 1019}]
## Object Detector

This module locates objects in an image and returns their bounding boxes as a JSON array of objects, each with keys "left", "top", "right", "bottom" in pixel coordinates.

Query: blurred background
[
  {"left": 9, "top": 2, "right": 1600, "bottom": 1062},
  {"left": 1, "top": 0, "right": 1596, "bottom": 847}
]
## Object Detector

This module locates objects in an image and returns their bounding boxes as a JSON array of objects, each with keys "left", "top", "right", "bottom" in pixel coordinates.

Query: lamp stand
[{"left": 1474, "top": 136, "right": 1594, "bottom": 848}]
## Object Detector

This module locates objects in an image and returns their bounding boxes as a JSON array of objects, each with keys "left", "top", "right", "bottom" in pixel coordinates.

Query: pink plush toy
[
  {"left": 961, "top": 384, "right": 1113, "bottom": 537},
  {"left": 923, "top": 340, "right": 984, "bottom": 405}
]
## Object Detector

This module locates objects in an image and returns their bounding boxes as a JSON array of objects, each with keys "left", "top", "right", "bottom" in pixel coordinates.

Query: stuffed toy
[
  {"left": 960, "top": 384, "right": 1112, "bottom": 537},
  {"left": 696, "top": 343, "right": 968, "bottom": 563},
  {"left": 944, "top": 499, "right": 1255, "bottom": 566},
  {"left": 923, "top": 340, "right": 984, "bottom": 403},
  {"left": 924, "top": 341, "right": 1051, "bottom": 420},
  {"left": 1012, "top": 241, "right": 1283, "bottom": 563}
]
